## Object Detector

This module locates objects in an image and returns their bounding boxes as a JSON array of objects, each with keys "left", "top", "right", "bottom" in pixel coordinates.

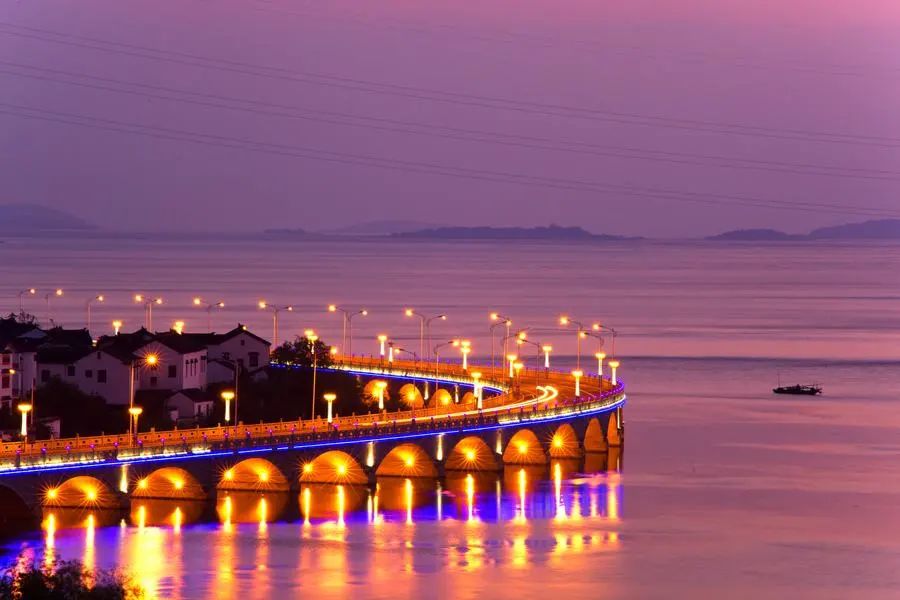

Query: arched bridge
[{"left": 0, "top": 357, "right": 625, "bottom": 524}]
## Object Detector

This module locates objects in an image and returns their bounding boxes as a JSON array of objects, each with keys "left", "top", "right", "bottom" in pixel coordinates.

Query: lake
[{"left": 2, "top": 236, "right": 899, "bottom": 598}]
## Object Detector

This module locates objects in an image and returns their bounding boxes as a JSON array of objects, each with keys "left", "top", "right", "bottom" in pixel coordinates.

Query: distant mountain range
[
  {"left": 707, "top": 219, "right": 900, "bottom": 241},
  {"left": 323, "top": 220, "right": 440, "bottom": 236},
  {"left": 391, "top": 225, "right": 639, "bottom": 241},
  {"left": 0, "top": 204, "right": 96, "bottom": 233}
]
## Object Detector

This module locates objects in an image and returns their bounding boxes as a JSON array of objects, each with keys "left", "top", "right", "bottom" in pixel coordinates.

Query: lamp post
[
  {"left": 193, "top": 298, "right": 225, "bottom": 332},
  {"left": 489, "top": 313, "right": 512, "bottom": 378},
  {"left": 542, "top": 345, "right": 553, "bottom": 369},
  {"left": 134, "top": 295, "right": 163, "bottom": 330},
  {"left": 128, "top": 406, "right": 143, "bottom": 445},
  {"left": 405, "top": 309, "right": 447, "bottom": 358},
  {"left": 513, "top": 362, "right": 524, "bottom": 396},
  {"left": 609, "top": 360, "right": 621, "bottom": 385},
  {"left": 221, "top": 390, "right": 235, "bottom": 423},
  {"left": 377, "top": 335, "right": 388, "bottom": 360},
  {"left": 324, "top": 393, "right": 337, "bottom": 424},
  {"left": 258, "top": 301, "right": 293, "bottom": 350},
  {"left": 595, "top": 352, "right": 607, "bottom": 381},
  {"left": 507, "top": 354, "right": 518, "bottom": 378},
  {"left": 374, "top": 380, "right": 387, "bottom": 411},
  {"left": 591, "top": 323, "right": 619, "bottom": 358},
  {"left": 460, "top": 341, "right": 471, "bottom": 371},
  {"left": 387, "top": 341, "right": 395, "bottom": 364},
  {"left": 85, "top": 294, "right": 104, "bottom": 332},
  {"left": 328, "top": 305, "right": 368, "bottom": 356},
  {"left": 559, "top": 316, "right": 587, "bottom": 370},
  {"left": 129, "top": 353, "right": 158, "bottom": 421},
  {"left": 305, "top": 330, "right": 319, "bottom": 420},
  {"left": 572, "top": 369, "right": 584, "bottom": 398},
  {"left": 17, "top": 288, "right": 36, "bottom": 314},
  {"left": 17, "top": 403, "right": 31, "bottom": 439},
  {"left": 45, "top": 289, "right": 63, "bottom": 324},
  {"left": 112, "top": 320, "right": 123, "bottom": 335},
  {"left": 433, "top": 339, "right": 458, "bottom": 391},
  {"left": 471, "top": 372, "right": 482, "bottom": 409}
]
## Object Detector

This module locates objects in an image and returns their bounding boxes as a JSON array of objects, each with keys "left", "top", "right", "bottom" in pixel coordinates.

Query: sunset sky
[{"left": 1, "top": 0, "right": 899, "bottom": 236}]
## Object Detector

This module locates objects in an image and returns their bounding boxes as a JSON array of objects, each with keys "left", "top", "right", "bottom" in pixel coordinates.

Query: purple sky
[{"left": 1, "top": 0, "right": 899, "bottom": 236}]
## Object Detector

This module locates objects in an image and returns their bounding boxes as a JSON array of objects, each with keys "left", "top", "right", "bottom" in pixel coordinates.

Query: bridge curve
[{"left": 0, "top": 357, "right": 626, "bottom": 512}]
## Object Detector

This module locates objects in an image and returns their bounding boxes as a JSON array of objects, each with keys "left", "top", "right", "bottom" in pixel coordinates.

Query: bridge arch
[
  {"left": 460, "top": 391, "right": 475, "bottom": 406},
  {"left": 217, "top": 458, "right": 289, "bottom": 492},
  {"left": 133, "top": 467, "right": 205, "bottom": 500},
  {"left": 550, "top": 423, "right": 581, "bottom": 458},
  {"left": 398, "top": 384, "right": 424, "bottom": 409},
  {"left": 44, "top": 476, "right": 119, "bottom": 509},
  {"left": 446, "top": 436, "right": 500, "bottom": 471},
  {"left": 363, "top": 379, "right": 391, "bottom": 406},
  {"left": 431, "top": 388, "right": 453, "bottom": 407},
  {"left": 583, "top": 418, "right": 607, "bottom": 453},
  {"left": 0, "top": 484, "right": 33, "bottom": 530},
  {"left": 502, "top": 429, "right": 547, "bottom": 465},
  {"left": 300, "top": 450, "right": 367, "bottom": 485},
  {"left": 376, "top": 443, "right": 437, "bottom": 478}
]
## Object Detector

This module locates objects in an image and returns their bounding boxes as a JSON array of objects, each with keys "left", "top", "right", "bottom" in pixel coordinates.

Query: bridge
[{"left": 0, "top": 357, "right": 625, "bottom": 525}]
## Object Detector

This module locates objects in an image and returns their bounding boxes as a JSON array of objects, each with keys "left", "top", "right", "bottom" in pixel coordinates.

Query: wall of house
[
  {"left": 133, "top": 343, "right": 207, "bottom": 392},
  {"left": 209, "top": 333, "right": 269, "bottom": 372},
  {"left": 72, "top": 351, "right": 133, "bottom": 404}
]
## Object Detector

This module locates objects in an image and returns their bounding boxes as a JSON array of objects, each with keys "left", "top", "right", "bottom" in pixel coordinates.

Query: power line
[
  {"left": 3, "top": 61, "right": 899, "bottom": 185},
  {"left": 1, "top": 22, "right": 898, "bottom": 148},
  {"left": 2, "top": 102, "right": 897, "bottom": 219},
  {"left": 248, "top": 1, "right": 894, "bottom": 79}
]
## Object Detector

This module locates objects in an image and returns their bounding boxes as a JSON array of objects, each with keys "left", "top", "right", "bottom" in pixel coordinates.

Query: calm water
[{"left": 2, "top": 236, "right": 900, "bottom": 598}]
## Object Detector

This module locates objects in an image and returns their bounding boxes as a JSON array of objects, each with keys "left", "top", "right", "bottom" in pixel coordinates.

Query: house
[
  {"left": 167, "top": 388, "right": 216, "bottom": 423},
  {"left": 177, "top": 324, "right": 270, "bottom": 384}
]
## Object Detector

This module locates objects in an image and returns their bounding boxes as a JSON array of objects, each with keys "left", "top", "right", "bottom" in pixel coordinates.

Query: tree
[
  {"left": 270, "top": 336, "right": 335, "bottom": 368},
  {"left": 0, "top": 558, "right": 143, "bottom": 599}
]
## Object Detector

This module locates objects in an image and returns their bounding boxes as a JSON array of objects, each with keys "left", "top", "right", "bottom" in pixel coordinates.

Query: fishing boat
[{"left": 773, "top": 384, "right": 822, "bottom": 396}]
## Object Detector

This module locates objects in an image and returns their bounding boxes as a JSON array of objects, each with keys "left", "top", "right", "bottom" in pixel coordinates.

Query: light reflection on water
[{"left": 13, "top": 461, "right": 623, "bottom": 598}]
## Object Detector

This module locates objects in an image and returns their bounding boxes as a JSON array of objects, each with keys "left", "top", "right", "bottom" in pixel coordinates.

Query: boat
[{"left": 773, "top": 384, "right": 822, "bottom": 396}]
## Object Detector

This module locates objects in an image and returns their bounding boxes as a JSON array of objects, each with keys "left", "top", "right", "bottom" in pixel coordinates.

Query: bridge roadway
[{"left": 0, "top": 357, "right": 626, "bottom": 516}]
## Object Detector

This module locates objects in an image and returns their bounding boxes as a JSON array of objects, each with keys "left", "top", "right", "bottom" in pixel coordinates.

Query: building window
[
  {"left": 66, "top": 365, "right": 75, "bottom": 377},
  {"left": 41, "top": 369, "right": 50, "bottom": 383},
  {"left": 168, "top": 365, "right": 177, "bottom": 378},
  {"left": 98, "top": 369, "right": 107, "bottom": 383},
  {"left": 150, "top": 376, "right": 158, "bottom": 387},
  {"left": 85, "top": 370, "right": 93, "bottom": 379},
  {"left": 1, "top": 376, "right": 8, "bottom": 388},
  {"left": 240, "top": 339, "right": 245, "bottom": 346},
  {"left": 249, "top": 352, "right": 259, "bottom": 368}
]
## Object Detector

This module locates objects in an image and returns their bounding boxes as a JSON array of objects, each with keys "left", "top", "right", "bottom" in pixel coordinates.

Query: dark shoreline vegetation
[{"left": 0, "top": 558, "right": 142, "bottom": 599}]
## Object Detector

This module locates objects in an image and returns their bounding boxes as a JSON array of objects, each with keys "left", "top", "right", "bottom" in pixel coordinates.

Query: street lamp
[
  {"left": 17, "top": 403, "right": 32, "bottom": 439},
  {"left": 323, "top": 392, "right": 337, "bottom": 424},
  {"left": 221, "top": 390, "right": 235, "bottom": 423},
  {"left": 85, "top": 294, "right": 104, "bottom": 332},
  {"left": 489, "top": 313, "right": 512, "bottom": 376},
  {"left": 45, "top": 289, "right": 63, "bottom": 324},
  {"left": 134, "top": 295, "right": 163, "bottom": 330},
  {"left": 305, "top": 330, "right": 319, "bottom": 420},
  {"left": 591, "top": 323, "right": 618, "bottom": 357},
  {"left": 328, "top": 305, "right": 368, "bottom": 356},
  {"left": 459, "top": 340, "right": 472, "bottom": 371},
  {"left": 608, "top": 360, "right": 621, "bottom": 385},
  {"left": 374, "top": 380, "right": 388, "bottom": 411},
  {"left": 17, "top": 288, "right": 36, "bottom": 313},
  {"left": 377, "top": 334, "right": 388, "bottom": 359},
  {"left": 507, "top": 354, "right": 518, "bottom": 378},
  {"left": 405, "top": 309, "right": 447, "bottom": 358},
  {"left": 172, "top": 320, "right": 186, "bottom": 335},
  {"left": 471, "top": 371, "right": 482, "bottom": 409},
  {"left": 193, "top": 298, "right": 225, "bottom": 332},
  {"left": 595, "top": 352, "right": 607, "bottom": 380},
  {"left": 128, "top": 406, "right": 143, "bottom": 444},
  {"left": 258, "top": 301, "right": 293, "bottom": 349},
  {"left": 129, "top": 353, "right": 159, "bottom": 417},
  {"left": 542, "top": 345, "right": 553, "bottom": 369},
  {"left": 572, "top": 369, "right": 584, "bottom": 397},
  {"left": 112, "top": 320, "right": 123, "bottom": 335},
  {"left": 559, "top": 316, "right": 587, "bottom": 370}
]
